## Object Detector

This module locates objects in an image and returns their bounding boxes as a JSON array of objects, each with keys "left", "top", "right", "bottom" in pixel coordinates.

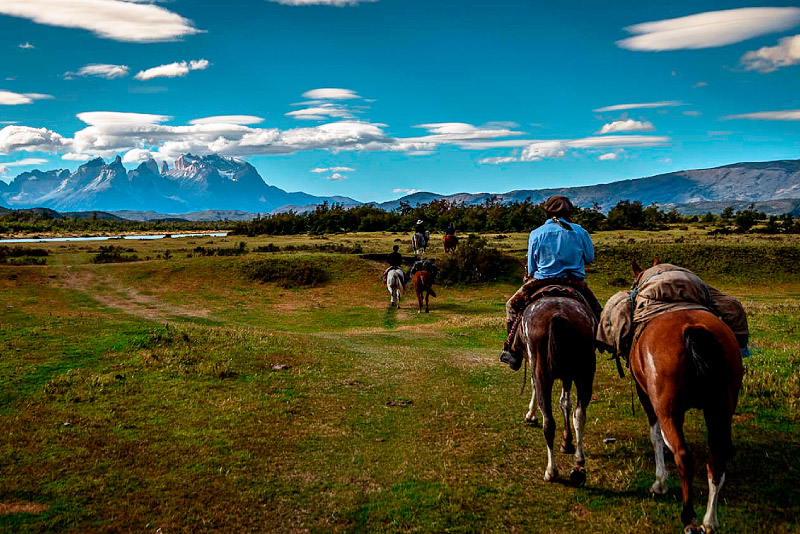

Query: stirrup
[{"left": 499, "top": 350, "right": 522, "bottom": 371}]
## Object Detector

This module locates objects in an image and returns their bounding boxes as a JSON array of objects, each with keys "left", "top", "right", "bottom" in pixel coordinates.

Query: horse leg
[
  {"left": 524, "top": 358, "right": 538, "bottom": 425},
  {"left": 425, "top": 291, "right": 429, "bottom": 313},
  {"left": 701, "top": 406, "right": 734, "bottom": 533},
  {"left": 559, "top": 382, "right": 576, "bottom": 455},
  {"left": 569, "top": 375, "right": 593, "bottom": 487},
  {"left": 636, "top": 383, "right": 669, "bottom": 494},
  {"left": 659, "top": 414, "right": 698, "bottom": 531},
  {"left": 537, "top": 375, "right": 558, "bottom": 482}
]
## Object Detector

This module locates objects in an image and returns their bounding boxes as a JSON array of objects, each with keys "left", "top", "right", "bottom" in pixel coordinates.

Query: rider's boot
[{"left": 499, "top": 319, "right": 523, "bottom": 370}]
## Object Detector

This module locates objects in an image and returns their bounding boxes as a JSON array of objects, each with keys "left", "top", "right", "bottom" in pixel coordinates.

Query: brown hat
[{"left": 542, "top": 195, "right": 574, "bottom": 218}]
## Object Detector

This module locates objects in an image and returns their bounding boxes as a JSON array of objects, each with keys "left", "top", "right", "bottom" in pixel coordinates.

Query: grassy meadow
[{"left": 1, "top": 229, "right": 799, "bottom": 533}]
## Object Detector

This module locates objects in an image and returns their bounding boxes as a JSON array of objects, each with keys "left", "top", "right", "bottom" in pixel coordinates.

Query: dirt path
[{"left": 59, "top": 266, "right": 211, "bottom": 323}]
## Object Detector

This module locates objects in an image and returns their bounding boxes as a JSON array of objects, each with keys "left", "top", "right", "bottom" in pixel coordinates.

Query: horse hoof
[
  {"left": 651, "top": 481, "right": 668, "bottom": 494},
  {"left": 560, "top": 443, "right": 576, "bottom": 455},
  {"left": 543, "top": 469, "right": 558, "bottom": 482},
  {"left": 569, "top": 467, "right": 586, "bottom": 487},
  {"left": 524, "top": 417, "right": 540, "bottom": 427},
  {"left": 683, "top": 523, "right": 702, "bottom": 534}
]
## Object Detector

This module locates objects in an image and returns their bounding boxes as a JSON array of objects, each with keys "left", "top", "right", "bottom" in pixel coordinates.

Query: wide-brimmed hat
[
  {"left": 542, "top": 195, "right": 574, "bottom": 218},
  {"left": 416, "top": 219, "right": 424, "bottom": 225}
]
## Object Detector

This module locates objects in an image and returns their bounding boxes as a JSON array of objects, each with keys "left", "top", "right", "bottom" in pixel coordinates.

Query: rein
[{"left": 519, "top": 352, "right": 528, "bottom": 396}]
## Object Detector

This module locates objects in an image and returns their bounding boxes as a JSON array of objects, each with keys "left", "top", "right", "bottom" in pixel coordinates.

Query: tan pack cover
[
  {"left": 596, "top": 263, "right": 749, "bottom": 355},
  {"left": 597, "top": 290, "right": 634, "bottom": 356}
]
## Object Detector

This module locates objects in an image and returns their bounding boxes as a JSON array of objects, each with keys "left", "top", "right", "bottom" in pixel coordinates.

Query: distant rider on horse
[
  {"left": 499, "top": 195, "right": 603, "bottom": 370},
  {"left": 445, "top": 222, "right": 455, "bottom": 236},
  {"left": 383, "top": 244, "right": 406, "bottom": 284}
]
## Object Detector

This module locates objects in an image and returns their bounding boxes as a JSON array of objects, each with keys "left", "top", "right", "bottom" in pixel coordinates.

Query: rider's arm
[
  {"left": 526, "top": 231, "right": 538, "bottom": 277},
  {"left": 581, "top": 228, "right": 595, "bottom": 264}
]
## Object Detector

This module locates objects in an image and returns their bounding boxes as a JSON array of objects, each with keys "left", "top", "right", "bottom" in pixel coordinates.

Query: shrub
[
  {"left": 438, "top": 234, "right": 523, "bottom": 284},
  {"left": 241, "top": 258, "right": 330, "bottom": 288},
  {"left": 91, "top": 246, "right": 140, "bottom": 263}
]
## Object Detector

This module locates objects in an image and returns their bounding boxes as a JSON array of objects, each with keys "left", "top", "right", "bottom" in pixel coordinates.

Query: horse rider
[
  {"left": 410, "top": 256, "right": 440, "bottom": 280},
  {"left": 445, "top": 222, "right": 456, "bottom": 236},
  {"left": 415, "top": 219, "right": 429, "bottom": 247},
  {"left": 499, "top": 195, "right": 603, "bottom": 370},
  {"left": 383, "top": 244, "right": 406, "bottom": 284}
]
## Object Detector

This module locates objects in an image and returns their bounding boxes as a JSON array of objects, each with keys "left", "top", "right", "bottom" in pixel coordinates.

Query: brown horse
[
  {"left": 630, "top": 259, "right": 744, "bottom": 533},
  {"left": 413, "top": 270, "right": 436, "bottom": 313},
  {"left": 510, "top": 289, "right": 596, "bottom": 485},
  {"left": 442, "top": 234, "right": 458, "bottom": 253}
]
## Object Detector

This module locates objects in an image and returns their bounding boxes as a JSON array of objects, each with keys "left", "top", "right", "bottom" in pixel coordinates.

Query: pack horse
[{"left": 628, "top": 259, "right": 744, "bottom": 534}]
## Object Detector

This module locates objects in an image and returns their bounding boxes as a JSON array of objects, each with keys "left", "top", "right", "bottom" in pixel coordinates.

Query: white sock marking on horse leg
[
  {"left": 560, "top": 387, "right": 571, "bottom": 430},
  {"left": 702, "top": 472, "right": 725, "bottom": 533},
  {"left": 650, "top": 421, "right": 669, "bottom": 494},
  {"left": 544, "top": 444, "right": 558, "bottom": 481},
  {"left": 573, "top": 404, "right": 586, "bottom": 466}
]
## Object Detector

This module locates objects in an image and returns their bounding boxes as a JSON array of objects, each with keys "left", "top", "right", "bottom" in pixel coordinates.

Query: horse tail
[
  {"left": 546, "top": 315, "right": 570, "bottom": 376},
  {"left": 684, "top": 325, "right": 723, "bottom": 380},
  {"left": 429, "top": 286, "right": 436, "bottom": 298}
]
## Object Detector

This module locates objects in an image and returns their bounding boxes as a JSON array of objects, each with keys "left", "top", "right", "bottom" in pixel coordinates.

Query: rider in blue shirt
[{"left": 500, "top": 195, "right": 602, "bottom": 370}]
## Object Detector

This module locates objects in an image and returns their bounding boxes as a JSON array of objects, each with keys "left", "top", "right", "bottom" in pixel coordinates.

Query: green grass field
[{"left": 1, "top": 230, "right": 799, "bottom": 533}]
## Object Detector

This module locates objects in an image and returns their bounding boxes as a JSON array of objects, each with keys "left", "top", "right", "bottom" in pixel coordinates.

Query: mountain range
[
  {"left": 0, "top": 154, "right": 358, "bottom": 214},
  {"left": 2, "top": 154, "right": 800, "bottom": 218}
]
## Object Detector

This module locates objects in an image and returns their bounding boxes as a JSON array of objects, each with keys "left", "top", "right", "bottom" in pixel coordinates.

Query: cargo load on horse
[
  {"left": 409, "top": 258, "right": 440, "bottom": 280},
  {"left": 597, "top": 262, "right": 750, "bottom": 367}
]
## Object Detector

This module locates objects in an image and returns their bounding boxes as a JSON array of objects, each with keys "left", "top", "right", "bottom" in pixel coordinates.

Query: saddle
[{"left": 505, "top": 283, "right": 595, "bottom": 353}]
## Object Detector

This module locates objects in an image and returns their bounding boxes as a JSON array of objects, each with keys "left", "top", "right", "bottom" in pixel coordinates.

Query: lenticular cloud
[
  {"left": 0, "top": 0, "right": 201, "bottom": 43},
  {"left": 617, "top": 7, "right": 800, "bottom": 51}
]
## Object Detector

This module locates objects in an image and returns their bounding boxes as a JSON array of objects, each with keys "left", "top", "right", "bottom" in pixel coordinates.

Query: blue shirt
[{"left": 527, "top": 218, "right": 594, "bottom": 280}]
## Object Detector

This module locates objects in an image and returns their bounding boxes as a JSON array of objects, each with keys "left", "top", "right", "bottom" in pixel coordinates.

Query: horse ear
[
  {"left": 632, "top": 258, "right": 643, "bottom": 277},
  {"left": 653, "top": 256, "right": 660, "bottom": 266}
]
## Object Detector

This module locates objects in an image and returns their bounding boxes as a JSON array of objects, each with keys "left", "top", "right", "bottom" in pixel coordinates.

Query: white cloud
[
  {"left": 617, "top": 7, "right": 800, "bottom": 51},
  {"left": 134, "top": 59, "right": 209, "bottom": 80},
  {"left": 0, "top": 157, "right": 49, "bottom": 174},
  {"left": 479, "top": 135, "right": 670, "bottom": 163},
  {"left": 18, "top": 42, "right": 35, "bottom": 49},
  {"left": 393, "top": 188, "right": 420, "bottom": 195},
  {"left": 683, "top": 111, "right": 702, "bottom": 117},
  {"left": 65, "top": 63, "right": 130, "bottom": 80},
  {"left": 723, "top": 109, "right": 800, "bottom": 121},
  {"left": 62, "top": 153, "right": 93, "bottom": 161},
  {"left": 598, "top": 119, "right": 654, "bottom": 134},
  {"left": 478, "top": 156, "right": 521, "bottom": 165},
  {"left": 286, "top": 104, "right": 354, "bottom": 121},
  {"left": 693, "top": 81, "right": 709, "bottom": 88},
  {"left": 0, "top": 91, "right": 53, "bottom": 105},
  {"left": 325, "top": 172, "right": 348, "bottom": 180},
  {"left": 301, "top": 88, "right": 360, "bottom": 100},
  {"left": 741, "top": 34, "right": 800, "bottom": 73},
  {"left": 0, "top": 0, "right": 202, "bottom": 43},
  {"left": 121, "top": 148, "right": 155, "bottom": 163},
  {"left": 311, "top": 166, "right": 355, "bottom": 173},
  {"left": 190, "top": 115, "right": 265, "bottom": 125},
  {"left": 270, "top": 0, "right": 377, "bottom": 4},
  {"left": 0, "top": 125, "right": 65, "bottom": 153},
  {"left": 598, "top": 152, "right": 618, "bottom": 161},
  {"left": 593, "top": 101, "right": 683, "bottom": 112}
]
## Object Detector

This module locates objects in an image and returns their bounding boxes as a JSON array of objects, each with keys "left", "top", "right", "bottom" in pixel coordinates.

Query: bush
[
  {"left": 241, "top": 258, "right": 330, "bottom": 288},
  {"left": 91, "top": 246, "right": 140, "bottom": 263},
  {"left": 438, "top": 234, "right": 523, "bottom": 284}
]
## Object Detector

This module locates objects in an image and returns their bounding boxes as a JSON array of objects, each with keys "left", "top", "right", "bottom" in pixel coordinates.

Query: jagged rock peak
[
  {"left": 136, "top": 159, "right": 159, "bottom": 175},
  {"left": 160, "top": 161, "right": 169, "bottom": 174},
  {"left": 113, "top": 155, "right": 123, "bottom": 165}
]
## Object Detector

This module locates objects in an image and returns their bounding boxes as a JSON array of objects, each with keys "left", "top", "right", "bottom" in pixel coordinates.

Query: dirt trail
[{"left": 60, "top": 266, "right": 211, "bottom": 323}]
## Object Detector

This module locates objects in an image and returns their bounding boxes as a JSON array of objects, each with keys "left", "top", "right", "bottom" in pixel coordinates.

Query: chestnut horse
[
  {"left": 442, "top": 234, "right": 458, "bottom": 253},
  {"left": 413, "top": 270, "right": 436, "bottom": 313},
  {"left": 630, "top": 259, "right": 744, "bottom": 533},
  {"left": 510, "top": 290, "right": 596, "bottom": 486}
]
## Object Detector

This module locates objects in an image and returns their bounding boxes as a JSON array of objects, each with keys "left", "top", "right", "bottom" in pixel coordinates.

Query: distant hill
[{"left": 378, "top": 159, "right": 800, "bottom": 213}]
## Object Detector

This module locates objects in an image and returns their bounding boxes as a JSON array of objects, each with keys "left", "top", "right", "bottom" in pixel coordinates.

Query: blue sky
[{"left": 1, "top": 0, "right": 799, "bottom": 202}]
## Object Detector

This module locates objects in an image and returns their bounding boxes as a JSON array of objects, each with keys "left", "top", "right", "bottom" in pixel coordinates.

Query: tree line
[{"left": 231, "top": 198, "right": 800, "bottom": 236}]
